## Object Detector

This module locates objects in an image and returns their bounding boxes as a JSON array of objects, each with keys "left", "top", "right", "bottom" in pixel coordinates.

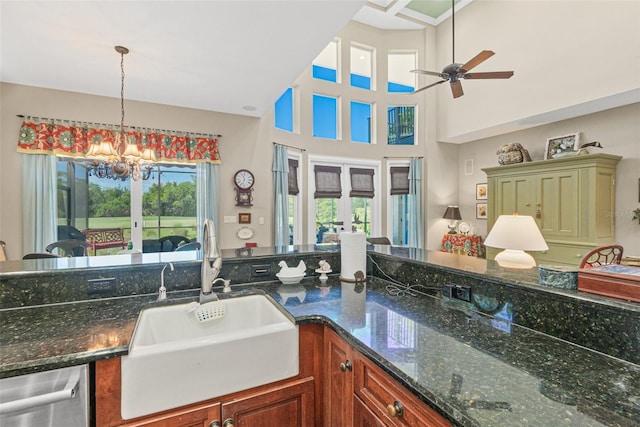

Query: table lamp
[
  {"left": 484, "top": 214, "right": 548, "bottom": 268},
  {"left": 442, "top": 206, "right": 462, "bottom": 234}
]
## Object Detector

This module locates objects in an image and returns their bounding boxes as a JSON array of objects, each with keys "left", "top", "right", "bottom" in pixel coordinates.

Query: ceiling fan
[{"left": 411, "top": 0, "right": 514, "bottom": 98}]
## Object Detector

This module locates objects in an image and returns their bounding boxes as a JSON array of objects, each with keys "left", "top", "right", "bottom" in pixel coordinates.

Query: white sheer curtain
[
  {"left": 273, "top": 144, "right": 289, "bottom": 247},
  {"left": 196, "top": 163, "right": 220, "bottom": 247},
  {"left": 22, "top": 154, "right": 57, "bottom": 254},
  {"left": 407, "top": 158, "right": 424, "bottom": 248}
]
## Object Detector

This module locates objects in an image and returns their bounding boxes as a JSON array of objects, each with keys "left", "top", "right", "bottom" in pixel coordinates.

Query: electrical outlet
[
  {"left": 87, "top": 277, "right": 116, "bottom": 295},
  {"left": 442, "top": 283, "right": 471, "bottom": 302},
  {"left": 251, "top": 264, "right": 271, "bottom": 277}
]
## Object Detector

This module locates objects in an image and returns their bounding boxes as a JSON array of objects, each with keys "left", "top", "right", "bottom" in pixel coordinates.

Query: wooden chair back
[{"left": 579, "top": 245, "right": 624, "bottom": 269}]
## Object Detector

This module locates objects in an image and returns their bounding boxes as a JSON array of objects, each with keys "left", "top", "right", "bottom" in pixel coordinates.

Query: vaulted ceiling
[{"left": 0, "top": 1, "right": 466, "bottom": 118}]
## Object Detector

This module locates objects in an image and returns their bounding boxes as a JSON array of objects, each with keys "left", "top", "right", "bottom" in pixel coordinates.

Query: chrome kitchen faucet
[{"left": 200, "top": 218, "right": 223, "bottom": 303}]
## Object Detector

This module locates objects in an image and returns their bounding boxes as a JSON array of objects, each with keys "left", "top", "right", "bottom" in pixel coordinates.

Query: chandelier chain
[{"left": 120, "top": 49, "right": 125, "bottom": 136}]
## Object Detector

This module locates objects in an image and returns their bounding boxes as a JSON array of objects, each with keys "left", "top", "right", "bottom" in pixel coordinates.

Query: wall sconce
[
  {"left": 484, "top": 214, "right": 548, "bottom": 269},
  {"left": 442, "top": 206, "right": 462, "bottom": 234}
]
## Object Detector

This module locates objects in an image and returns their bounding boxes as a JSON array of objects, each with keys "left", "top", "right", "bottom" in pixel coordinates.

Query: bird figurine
[
  {"left": 580, "top": 141, "right": 602, "bottom": 149},
  {"left": 277, "top": 260, "right": 306, "bottom": 276},
  {"left": 577, "top": 141, "right": 603, "bottom": 155}
]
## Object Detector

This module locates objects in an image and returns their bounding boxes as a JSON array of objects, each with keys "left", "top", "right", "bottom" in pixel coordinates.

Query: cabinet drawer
[
  {"left": 354, "top": 354, "right": 451, "bottom": 427},
  {"left": 536, "top": 243, "right": 591, "bottom": 267}
]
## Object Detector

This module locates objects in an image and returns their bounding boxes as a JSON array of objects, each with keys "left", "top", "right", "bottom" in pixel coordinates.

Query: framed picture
[
  {"left": 545, "top": 132, "right": 580, "bottom": 160},
  {"left": 476, "top": 183, "right": 487, "bottom": 200},
  {"left": 476, "top": 203, "right": 487, "bottom": 219},
  {"left": 238, "top": 213, "right": 251, "bottom": 224}
]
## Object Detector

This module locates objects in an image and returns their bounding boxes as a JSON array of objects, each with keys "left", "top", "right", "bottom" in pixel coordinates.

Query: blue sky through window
[
  {"left": 351, "top": 101, "right": 371, "bottom": 143},
  {"left": 351, "top": 74, "right": 371, "bottom": 90},
  {"left": 388, "top": 82, "right": 414, "bottom": 93},
  {"left": 313, "top": 94, "right": 337, "bottom": 139},
  {"left": 312, "top": 65, "right": 337, "bottom": 83},
  {"left": 275, "top": 88, "right": 293, "bottom": 132}
]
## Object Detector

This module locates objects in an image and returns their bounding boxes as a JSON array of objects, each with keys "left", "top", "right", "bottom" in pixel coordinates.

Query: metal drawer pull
[
  {"left": 223, "top": 418, "right": 234, "bottom": 427},
  {"left": 0, "top": 368, "right": 80, "bottom": 415},
  {"left": 209, "top": 421, "right": 221, "bottom": 427},
  {"left": 339, "top": 359, "right": 352, "bottom": 372},
  {"left": 387, "top": 400, "right": 404, "bottom": 417}
]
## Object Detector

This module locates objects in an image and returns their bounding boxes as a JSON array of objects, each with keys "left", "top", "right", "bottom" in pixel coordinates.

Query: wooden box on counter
[{"left": 578, "top": 265, "right": 640, "bottom": 302}]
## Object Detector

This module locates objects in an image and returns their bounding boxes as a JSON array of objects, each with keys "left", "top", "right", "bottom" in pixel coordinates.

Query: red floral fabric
[
  {"left": 441, "top": 234, "right": 485, "bottom": 257},
  {"left": 16, "top": 120, "right": 221, "bottom": 164}
]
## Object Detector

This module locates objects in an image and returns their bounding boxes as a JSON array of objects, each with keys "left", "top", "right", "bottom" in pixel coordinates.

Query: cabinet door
[
  {"left": 324, "top": 328, "right": 355, "bottom": 427},
  {"left": 122, "top": 405, "right": 220, "bottom": 427},
  {"left": 495, "top": 176, "right": 534, "bottom": 217},
  {"left": 537, "top": 171, "right": 579, "bottom": 238},
  {"left": 220, "top": 378, "right": 314, "bottom": 427},
  {"left": 354, "top": 396, "right": 386, "bottom": 427}
]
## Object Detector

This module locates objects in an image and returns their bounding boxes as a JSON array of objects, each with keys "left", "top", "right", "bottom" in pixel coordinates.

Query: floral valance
[{"left": 16, "top": 118, "right": 222, "bottom": 164}]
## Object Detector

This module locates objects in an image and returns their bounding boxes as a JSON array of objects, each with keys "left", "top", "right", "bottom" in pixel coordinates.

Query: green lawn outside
[{"left": 88, "top": 216, "right": 197, "bottom": 241}]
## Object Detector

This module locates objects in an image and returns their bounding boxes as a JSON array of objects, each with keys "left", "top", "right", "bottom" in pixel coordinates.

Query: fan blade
[
  {"left": 463, "top": 71, "right": 514, "bottom": 79},
  {"left": 460, "top": 50, "right": 494, "bottom": 72},
  {"left": 411, "top": 69, "right": 448, "bottom": 79},
  {"left": 451, "top": 81, "right": 464, "bottom": 98},
  {"left": 411, "top": 79, "right": 447, "bottom": 94}
]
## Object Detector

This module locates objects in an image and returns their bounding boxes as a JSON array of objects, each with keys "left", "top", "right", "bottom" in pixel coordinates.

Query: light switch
[{"left": 259, "top": 217, "right": 265, "bottom": 225}]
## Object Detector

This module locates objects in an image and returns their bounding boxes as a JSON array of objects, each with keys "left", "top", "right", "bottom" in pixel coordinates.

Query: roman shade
[
  {"left": 314, "top": 165, "right": 342, "bottom": 199},
  {"left": 288, "top": 158, "right": 299, "bottom": 195},
  {"left": 349, "top": 168, "right": 375, "bottom": 198},
  {"left": 390, "top": 166, "right": 409, "bottom": 195}
]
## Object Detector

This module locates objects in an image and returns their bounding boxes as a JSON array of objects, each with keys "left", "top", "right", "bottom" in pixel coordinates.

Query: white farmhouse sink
[{"left": 121, "top": 294, "right": 299, "bottom": 420}]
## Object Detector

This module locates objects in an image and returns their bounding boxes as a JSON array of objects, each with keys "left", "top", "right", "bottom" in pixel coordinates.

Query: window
[
  {"left": 142, "top": 165, "right": 197, "bottom": 241},
  {"left": 349, "top": 168, "right": 375, "bottom": 235},
  {"left": 313, "top": 94, "right": 338, "bottom": 139},
  {"left": 388, "top": 165, "right": 410, "bottom": 245},
  {"left": 274, "top": 87, "right": 294, "bottom": 132},
  {"left": 388, "top": 51, "right": 416, "bottom": 93},
  {"left": 350, "top": 44, "right": 373, "bottom": 90},
  {"left": 388, "top": 105, "right": 415, "bottom": 145},
  {"left": 309, "top": 157, "right": 380, "bottom": 244},
  {"left": 313, "top": 39, "right": 339, "bottom": 83},
  {"left": 350, "top": 101, "right": 372, "bottom": 144},
  {"left": 56, "top": 158, "right": 196, "bottom": 254},
  {"left": 313, "top": 165, "right": 342, "bottom": 243}
]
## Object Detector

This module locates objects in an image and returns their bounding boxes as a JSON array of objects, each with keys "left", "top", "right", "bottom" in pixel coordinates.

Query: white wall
[
  {"left": 457, "top": 103, "right": 640, "bottom": 254},
  {"left": 432, "top": 0, "right": 640, "bottom": 142}
]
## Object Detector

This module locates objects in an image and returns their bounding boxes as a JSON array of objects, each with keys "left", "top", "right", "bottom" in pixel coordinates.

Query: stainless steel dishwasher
[{"left": 0, "top": 364, "right": 88, "bottom": 427}]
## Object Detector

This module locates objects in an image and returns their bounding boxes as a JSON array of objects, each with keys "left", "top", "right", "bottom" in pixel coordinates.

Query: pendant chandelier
[{"left": 86, "top": 46, "right": 156, "bottom": 181}]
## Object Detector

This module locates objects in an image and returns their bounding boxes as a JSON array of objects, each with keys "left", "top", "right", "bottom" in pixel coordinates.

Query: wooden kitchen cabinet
[
  {"left": 220, "top": 377, "right": 314, "bottom": 426},
  {"left": 483, "top": 154, "right": 621, "bottom": 266},
  {"left": 324, "top": 327, "right": 355, "bottom": 426},
  {"left": 354, "top": 396, "right": 386, "bottom": 427},
  {"left": 354, "top": 353, "right": 451, "bottom": 427},
  {"left": 119, "top": 403, "right": 220, "bottom": 427},
  {"left": 324, "top": 328, "right": 451, "bottom": 427}
]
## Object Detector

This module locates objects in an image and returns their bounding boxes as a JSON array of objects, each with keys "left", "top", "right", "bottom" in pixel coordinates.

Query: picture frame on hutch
[{"left": 544, "top": 132, "right": 580, "bottom": 160}]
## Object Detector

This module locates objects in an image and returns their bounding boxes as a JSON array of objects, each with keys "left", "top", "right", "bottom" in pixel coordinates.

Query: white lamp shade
[{"left": 484, "top": 215, "right": 548, "bottom": 251}]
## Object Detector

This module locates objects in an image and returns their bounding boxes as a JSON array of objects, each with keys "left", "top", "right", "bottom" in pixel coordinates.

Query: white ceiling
[{"left": 0, "top": 1, "right": 461, "bottom": 118}]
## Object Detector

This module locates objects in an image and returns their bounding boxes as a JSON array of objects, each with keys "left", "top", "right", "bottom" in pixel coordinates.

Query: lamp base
[{"left": 494, "top": 249, "right": 536, "bottom": 269}]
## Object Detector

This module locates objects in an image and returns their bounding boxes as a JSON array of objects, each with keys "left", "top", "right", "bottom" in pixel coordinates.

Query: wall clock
[{"left": 234, "top": 169, "right": 254, "bottom": 206}]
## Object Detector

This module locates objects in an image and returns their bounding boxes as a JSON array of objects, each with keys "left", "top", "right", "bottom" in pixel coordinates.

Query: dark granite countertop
[{"left": 1, "top": 275, "right": 638, "bottom": 426}]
